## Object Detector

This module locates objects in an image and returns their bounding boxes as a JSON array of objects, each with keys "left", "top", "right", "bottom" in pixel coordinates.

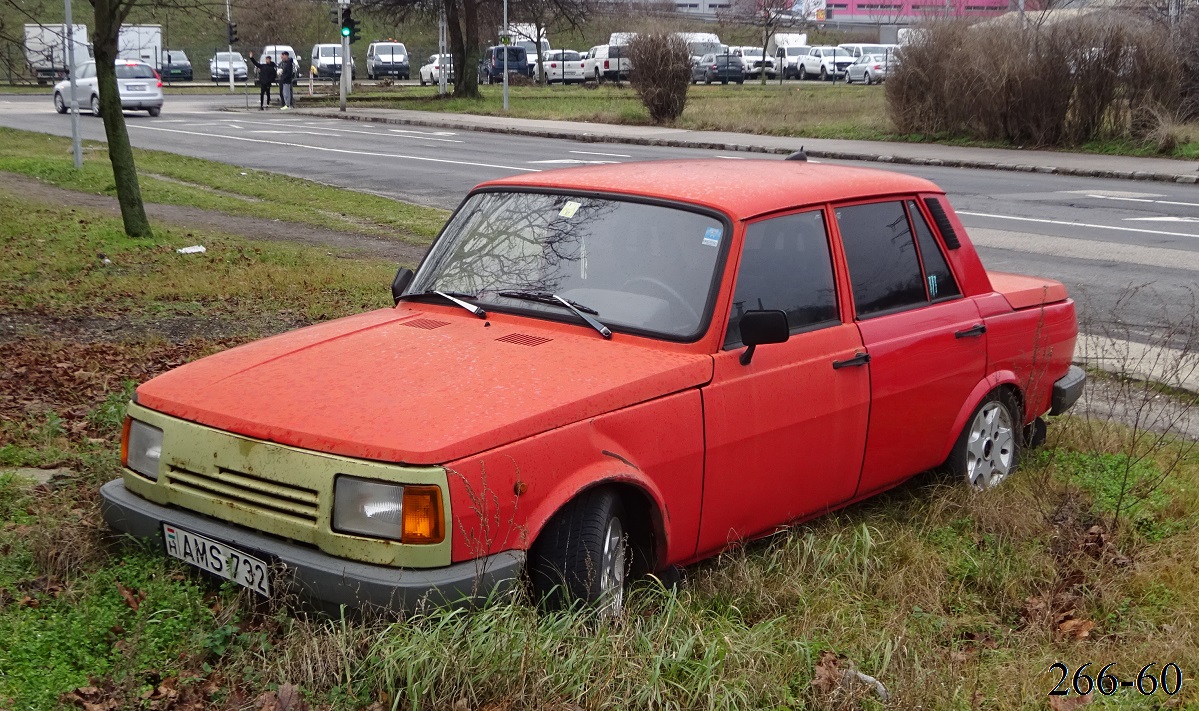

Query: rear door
[
  {"left": 833, "top": 199, "right": 985, "bottom": 496},
  {"left": 699, "top": 209, "right": 870, "bottom": 555}
]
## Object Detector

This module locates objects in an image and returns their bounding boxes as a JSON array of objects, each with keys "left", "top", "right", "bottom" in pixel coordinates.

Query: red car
[{"left": 102, "top": 159, "right": 1083, "bottom": 613}]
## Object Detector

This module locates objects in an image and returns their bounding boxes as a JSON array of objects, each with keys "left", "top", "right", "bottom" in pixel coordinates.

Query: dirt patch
[
  {"left": 0, "top": 171, "right": 429, "bottom": 264},
  {"left": 0, "top": 310, "right": 311, "bottom": 346}
]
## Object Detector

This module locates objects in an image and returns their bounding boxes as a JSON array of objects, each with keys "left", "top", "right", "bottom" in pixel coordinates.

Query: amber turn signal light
[
  {"left": 401, "top": 485, "right": 444, "bottom": 544},
  {"left": 120, "top": 416, "right": 132, "bottom": 467}
]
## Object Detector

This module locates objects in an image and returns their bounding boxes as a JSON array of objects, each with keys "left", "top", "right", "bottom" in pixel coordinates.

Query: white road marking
[
  {"left": 210, "top": 117, "right": 463, "bottom": 142},
  {"left": 1086, "top": 194, "right": 1199, "bottom": 209},
  {"left": 715, "top": 155, "right": 745, "bottom": 160},
  {"left": 1125, "top": 216, "right": 1199, "bottom": 223},
  {"left": 957, "top": 210, "right": 1199, "bottom": 240},
  {"left": 126, "top": 124, "right": 540, "bottom": 172},
  {"left": 969, "top": 227, "right": 1199, "bottom": 272},
  {"left": 569, "top": 150, "right": 631, "bottom": 157},
  {"left": 1060, "top": 189, "right": 1165, "bottom": 199},
  {"left": 528, "top": 158, "right": 619, "bottom": 164}
]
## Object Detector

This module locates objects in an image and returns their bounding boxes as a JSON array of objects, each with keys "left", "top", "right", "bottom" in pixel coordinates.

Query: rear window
[
  {"left": 116, "top": 63, "right": 155, "bottom": 78},
  {"left": 505, "top": 47, "right": 525, "bottom": 61},
  {"left": 557, "top": 50, "right": 581, "bottom": 61},
  {"left": 608, "top": 45, "right": 625, "bottom": 59}
]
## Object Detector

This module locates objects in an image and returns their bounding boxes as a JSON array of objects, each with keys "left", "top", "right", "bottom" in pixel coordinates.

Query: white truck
[
  {"left": 118, "top": 25, "right": 163, "bottom": 69},
  {"left": 24, "top": 23, "right": 92, "bottom": 85},
  {"left": 767, "top": 33, "right": 808, "bottom": 79},
  {"left": 675, "top": 32, "right": 723, "bottom": 65},
  {"left": 505, "top": 23, "right": 550, "bottom": 75}
]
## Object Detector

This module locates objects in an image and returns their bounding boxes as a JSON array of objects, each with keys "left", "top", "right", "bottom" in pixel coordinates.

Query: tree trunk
[
  {"left": 447, "top": 0, "right": 480, "bottom": 98},
  {"left": 760, "top": 25, "right": 769, "bottom": 86},
  {"left": 91, "top": 0, "right": 153, "bottom": 237}
]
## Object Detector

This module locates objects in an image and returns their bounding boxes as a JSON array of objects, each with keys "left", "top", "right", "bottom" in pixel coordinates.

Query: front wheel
[
  {"left": 945, "top": 391, "right": 1022, "bottom": 490},
  {"left": 90, "top": 94, "right": 101, "bottom": 117},
  {"left": 845, "top": 73, "right": 853, "bottom": 84},
  {"left": 529, "top": 488, "right": 628, "bottom": 614},
  {"left": 54, "top": 92, "right": 67, "bottom": 114},
  {"left": 798, "top": 66, "right": 808, "bottom": 80}
]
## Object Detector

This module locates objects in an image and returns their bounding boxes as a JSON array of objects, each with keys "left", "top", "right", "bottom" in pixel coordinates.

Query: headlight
[
  {"left": 122, "top": 418, "right": 163, "bottom": 480},
  {"left": 333, "top": 476, "right": 444, "bottom": 544}
]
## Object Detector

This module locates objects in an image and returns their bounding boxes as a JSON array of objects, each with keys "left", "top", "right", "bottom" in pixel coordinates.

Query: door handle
[
  {"left": 955, "top": 324, "right": 987, "bottom": 339},
  {"left": 832, "top": 352, "right": 870, "bottom": 369}
]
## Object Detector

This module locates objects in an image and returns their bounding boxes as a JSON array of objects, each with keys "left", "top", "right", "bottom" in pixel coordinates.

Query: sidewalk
[{"left": 292, "top": 106, "right": 1199, "bottom": 184}]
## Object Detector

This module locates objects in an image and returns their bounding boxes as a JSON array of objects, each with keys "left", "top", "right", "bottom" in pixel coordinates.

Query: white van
[
  {"left": 366, "top": 41, "right": 409, "bottom": 79},
  {"left": 310, "top": 43, "right": 353, "bottom": 80}
]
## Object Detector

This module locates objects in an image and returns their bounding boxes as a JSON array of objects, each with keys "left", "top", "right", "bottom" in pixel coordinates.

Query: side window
[
  {"left": 725, "top": 210, "right": 839, "bottom": 347},
  {"left": 907, "top": 201, "right": 961, "bottom": 300},
  {"left": 836, "top": 201, "right": 927, "bottom": 318}
]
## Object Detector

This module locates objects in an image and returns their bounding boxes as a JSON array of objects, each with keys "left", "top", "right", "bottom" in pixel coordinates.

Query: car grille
[{"left": 167, "top": 464, "right": 319, "bottom": 524}]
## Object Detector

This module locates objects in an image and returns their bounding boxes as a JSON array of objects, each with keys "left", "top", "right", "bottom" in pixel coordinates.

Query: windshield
[
  {"left": 786, "top": 47, "right": 806, "bottom": 55},
  {"left": 215, "top": 52, "right": 240, "bottom": 62},
  {"left": 741, "top": 48, "right": 763, "bottom": 57},
  {"left": 410, "top": 192, "right": 726, "bottom": 339},
  {"left": 166, "top": 51, "right": 188, "bottom": 63},
  {"left": 374, "top": 43, "right": 406, "bottom": 57},
  {"left": 689, "top": 41, "right": 722, "bottom": 56},
  {"left": 320, "top": 46, "right": 341, "bottom": 57}
]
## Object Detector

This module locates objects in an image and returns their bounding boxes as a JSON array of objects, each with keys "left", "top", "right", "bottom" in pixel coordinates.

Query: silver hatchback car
[{"left": 53, "top": 59, "right": 165, "bottom": 116}]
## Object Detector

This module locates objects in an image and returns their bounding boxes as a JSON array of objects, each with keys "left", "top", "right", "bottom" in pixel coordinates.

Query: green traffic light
[{"left": 341, "top": 26, "right": 351, "bottom": 36}]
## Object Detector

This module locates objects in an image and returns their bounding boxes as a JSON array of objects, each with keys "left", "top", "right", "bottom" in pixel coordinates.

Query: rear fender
[{"left": 940, "top": 371, "right": 1024, "bottom": 463}]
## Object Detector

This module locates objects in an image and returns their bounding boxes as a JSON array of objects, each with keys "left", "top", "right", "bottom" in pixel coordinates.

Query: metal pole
[
  {"left": 438, "top": 8, "right": 448, "bottom": 95},
  {"left": 226, "top": 0, "right": 234, "bottom": 92},
  {"left": 502, "top": 0, "right": 509, "bottom": 112},
  {"left": 339, "top": 14, "right": 349, "bottom": 110},
  {"left": 64, "top": 3, "right": 82, "bottom": 168}
]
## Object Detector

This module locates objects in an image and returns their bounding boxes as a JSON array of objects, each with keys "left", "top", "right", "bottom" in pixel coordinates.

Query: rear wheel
[
  {"left": 865, "top": 72, "right": 874, "bottom": 85},
  {"left": 90, "top": 94, "right": 101, "bottom": 117},
  {"left": 54, "top": 92, "right": 67, "bottom": 114},
  {"left": 148, "top": 106, "right": 161, "bottom": 117},
  {"left": 529, "top": 488, "right": 628, "bottom": 614},
  {"left": 946, "top": 391, "right": 1022, "bottom": 490}
]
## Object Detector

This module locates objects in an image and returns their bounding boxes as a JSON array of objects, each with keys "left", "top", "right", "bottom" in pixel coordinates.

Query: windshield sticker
[
  {"left": 702, "top": 226, "right": 722, "bottom": 247},
  {"left": 559, "top": 201, "right": 581, "bottom": 218}
]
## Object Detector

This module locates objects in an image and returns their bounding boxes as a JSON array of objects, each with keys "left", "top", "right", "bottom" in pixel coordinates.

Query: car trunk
[{"left": 988, "top": 271, "right": 1069, "bottom": 310}]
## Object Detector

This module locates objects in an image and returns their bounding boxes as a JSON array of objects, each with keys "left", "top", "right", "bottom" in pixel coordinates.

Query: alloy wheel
[{"left": 965, "top": 401, "right": 1015, "bottom": 489}]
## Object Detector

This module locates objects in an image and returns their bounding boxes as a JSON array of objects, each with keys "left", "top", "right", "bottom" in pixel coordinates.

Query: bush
[
  {"left": 626, "top": 33, "right": 691, "bottom": 124},
  {"left": 886, "top": 15, "right": 1185, "bottom": 148}
]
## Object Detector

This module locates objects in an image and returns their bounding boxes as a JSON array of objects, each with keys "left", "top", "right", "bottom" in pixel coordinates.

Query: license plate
[
  {"left": 162, "top": 523, "right": 271, "bottom": 597},
  {"left": 126, "top": 83, "right": 146, "bottom": 91}
]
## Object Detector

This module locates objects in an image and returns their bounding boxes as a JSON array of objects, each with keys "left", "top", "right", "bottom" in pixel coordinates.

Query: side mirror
[
  {"left": 391, "top": 267, "right": 414, "bottom": 304},
  {"left": 739, "top": 310, "right": 789, "bottom": 365}
]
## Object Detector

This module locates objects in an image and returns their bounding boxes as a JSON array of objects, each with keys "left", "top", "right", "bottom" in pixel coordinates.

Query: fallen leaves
[
  {"left": 1055, "top": 613, "right": 1096, "bottom": 641},
  {"left": 811, "top": 649, "right": 889, "bottom": 702},
  {"left": 116, "top": 582, "right": 146, "bottom": 612},
  {"left": 1048, "top": 692, "right": 1093, "bottom": 710}
]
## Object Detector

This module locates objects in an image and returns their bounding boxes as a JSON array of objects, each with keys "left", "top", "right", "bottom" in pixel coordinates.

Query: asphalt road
[{"left": 2, "top": 92, "right": 1197, "bottom": 345}]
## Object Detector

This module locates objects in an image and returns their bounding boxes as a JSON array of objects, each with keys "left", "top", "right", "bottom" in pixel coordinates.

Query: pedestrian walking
[
  {"left": 247, "top": 51, "right": 278, "bottom": 110},
  {"left": 277, "top": 51, "right": 296, "bottom": 109}
]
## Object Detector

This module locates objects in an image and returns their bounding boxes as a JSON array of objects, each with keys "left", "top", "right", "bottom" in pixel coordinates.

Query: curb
[{"left": 296, "top": 109, "right": 1199, "bottom": 185}]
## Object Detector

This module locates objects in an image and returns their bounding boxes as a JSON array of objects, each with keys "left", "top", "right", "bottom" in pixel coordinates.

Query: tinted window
[
  {"left": 908, "top": 201, "right": 961, "bottom": 300},
  {"left": 115, "top": 63, "right": 155, "bottom": 78},
  {"left": 559, "top": 50, "right": 581, "bottom": 61},
  {"left": 836, "top": 201, "right": 927, "bottom": 318},
  {"left": 726, "top": 211, "right": 839, "bottom": 347}
]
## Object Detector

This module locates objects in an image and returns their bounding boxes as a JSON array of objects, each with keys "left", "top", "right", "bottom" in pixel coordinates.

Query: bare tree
[
  {"left": 509, "top": 0, "right": 592, "bottom": 85},
  {"left": 720, "top": 0, "right": 805, "bottom": 85},
  {"left": 364, "top": 0, "right": 488, "bottom": 98}
]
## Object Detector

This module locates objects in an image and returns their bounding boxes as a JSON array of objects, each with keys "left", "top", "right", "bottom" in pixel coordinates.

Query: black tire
[
  {"left": 90, "top": 94, "right": 101, "bottom": 117},
  {"left": 148, "top": 106, "right": 161, "bottom": 117},
  {"left": 865, "top": 72, "right": 874, "bottom": 86},
  {"left": 945, "top": 390, "right": 1022, "bottom": 490},
  {"left": 420, "top": 76, "right": 426, "bottom": 86},
  {"left": 54, "top": 92, "right": 67, "bottom": 114},
  {"left": 798, "top": 66, "right": 808, "bottom": 80},
  {"left": 737, "top": 79, "right": 744, "bottom": 84},
  {"left": 819, "top": 67, "right": 827, "bottom": 81},
  {"left": 845, "top": 73, "right": 853, "bottom": 84},
  {"left": 529, "top": 488, "right": 629, "bottom": 613}
]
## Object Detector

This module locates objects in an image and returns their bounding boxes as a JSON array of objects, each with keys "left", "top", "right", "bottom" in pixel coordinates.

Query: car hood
[{"left": 136, "top": 306, "right": 713, "bottom": 465}]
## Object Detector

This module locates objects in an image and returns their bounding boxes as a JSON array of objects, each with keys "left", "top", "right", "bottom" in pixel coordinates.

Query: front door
[
  {"left": 833, "top": 199, "right": 987, "bottom": 496},
  {"left": 698, "top": 209, "right": 870, "bottom": 557}
]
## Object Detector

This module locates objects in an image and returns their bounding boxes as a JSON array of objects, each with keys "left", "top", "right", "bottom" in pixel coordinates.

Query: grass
[
  {"left": 320, "top": 82, "right": 1199, "bottom": 160},
  {"left": 2, "top": 142, "right": 1198, "bottom": 708},
  {"left": 0, "top": 127, "right": 447, "bottom": 243}
]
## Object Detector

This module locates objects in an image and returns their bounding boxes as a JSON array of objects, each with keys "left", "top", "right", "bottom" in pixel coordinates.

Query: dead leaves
[
  {"left": 64, "top": 672, "right": 233, "bottom": 711},
  {"left": 1048, "top": 692, "right": 1094, "bottom": 710},
  {"left": 254, "top": 683, "right": 309, "bottom": 711},
  {"left": 811, "top": 649, "right": 889, "bottom": 703},
  {"left": 116, "top": 582, "right": 146, "bottom": 612}
]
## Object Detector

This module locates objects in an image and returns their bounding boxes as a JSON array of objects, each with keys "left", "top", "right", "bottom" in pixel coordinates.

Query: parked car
[
  {"left": 209, "top": 51, "right": 247, "bottom": 83},
  {"left": 99, "top": 158, "right": 1083, "bottom": 614},
  {"left": 845, "top": 54, "right": 893, "bottom": 85},
  {"left": 514, "top": 37, "right": 551, "bottom": 76},
  {"left": 838, "top": 43, "right": 895, "bottom": 60},
  {"left": 261, "top": 44, "right": 301, "bottom": 82},
  {"left": 583, "top": 44, "right": 631, "bottom": 82},
  {"left": 477, "top": 45, "right": 530, "bottom": 84},
  {"left": 798, "top": 45, "right": 853, "bottom": 81},
  {"left": 310, "top": 43, "right": 354, "bottom": 80},
  {"left": 773, "top": 44, "right": 809, "bottom": 79},
  {"left": 367, "top": 41, "right": 410, "bottom": 80},
  {"left": 691, "top": 53, "right": 745, "bottom": 84},
  {"left": 731, "top": 46, "right": 775, "bottom": 78},
  {"left": 54, "top": 58, "right": 164, "bottom": 116},
  {"left": 538, "top": 49, "right": 585, "bottom": 84},
  {"left": 419, "top": 54, "right": 454, "bottom": 86},
  {"left": 161, "top": 49, "right": 192, "bottom": 82}
]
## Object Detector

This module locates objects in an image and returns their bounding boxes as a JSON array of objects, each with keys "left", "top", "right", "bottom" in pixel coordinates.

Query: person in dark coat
[
  {"left": 277, "top": 51, "right": 296, "bottom": 109},
  {"left": 247, "top": 51, "right": 277, "bottom": 110}
]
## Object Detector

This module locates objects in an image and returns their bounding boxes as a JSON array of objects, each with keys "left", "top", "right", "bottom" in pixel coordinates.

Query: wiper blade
[
  {"left": 498, "top": 290, "right": 612, "bottom": 339},
  {"left": 397, "top": 289, "right": 487, "bottom": 319}
]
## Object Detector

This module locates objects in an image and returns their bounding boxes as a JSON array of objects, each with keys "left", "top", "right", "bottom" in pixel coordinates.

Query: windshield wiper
[
  {"left": 498, "top": 290, "right": 612, "bottom": 339},
  {"left": 397, "top": 289, "right": 487, "bottom": 319}
]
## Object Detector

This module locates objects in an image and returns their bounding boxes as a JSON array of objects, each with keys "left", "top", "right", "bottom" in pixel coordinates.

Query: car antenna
[{"left": 786, "top": 146, "right": 807, "bottom": 161}]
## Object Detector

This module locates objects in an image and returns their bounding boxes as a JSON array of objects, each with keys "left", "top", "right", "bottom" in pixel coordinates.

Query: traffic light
[
  {"left": 226, "top": 22, "right": 238, "bottom": 45},
  {"left": 340, "top": 8, "right": 361, "bottom": 44},
  {"left": 329, "top": 5, "right": 340, "bottom": 23}
]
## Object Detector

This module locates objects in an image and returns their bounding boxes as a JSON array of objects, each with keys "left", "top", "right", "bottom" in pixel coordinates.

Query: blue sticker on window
[
  {"left": 702, "top": 226, "right": 722, "bottom": 247},
  {"left": 928, "top": 274, "right": 939, "bottom": 298}
]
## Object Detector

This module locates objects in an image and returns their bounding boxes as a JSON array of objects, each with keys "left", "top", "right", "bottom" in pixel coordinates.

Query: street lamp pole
[
  {"left": 64, "top": 0, "right": 81, "bottom": 168},
  {"left": 502, "top": 0, "right": 509, "bottom": 112},
  {"left": 226, "top": 0, "right": 234, "bottom": 92}
]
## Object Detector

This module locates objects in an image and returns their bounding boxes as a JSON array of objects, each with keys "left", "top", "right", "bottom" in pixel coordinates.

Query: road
[{"left": 1, "top": 92, "right": 1197, "bottom": 346}]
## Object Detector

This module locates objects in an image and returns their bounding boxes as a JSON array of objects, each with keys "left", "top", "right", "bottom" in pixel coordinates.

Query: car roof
[{"left": 478, "top": 160, "right": 943, "bottom": 221}]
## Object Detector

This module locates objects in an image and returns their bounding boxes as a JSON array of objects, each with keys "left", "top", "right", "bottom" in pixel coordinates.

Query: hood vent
[
  {"left": 402, "top": 318, "right": 450, "bottom": 330},
  {"left": 496, "top": 333, "right": 552, "bottom": 347}
]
